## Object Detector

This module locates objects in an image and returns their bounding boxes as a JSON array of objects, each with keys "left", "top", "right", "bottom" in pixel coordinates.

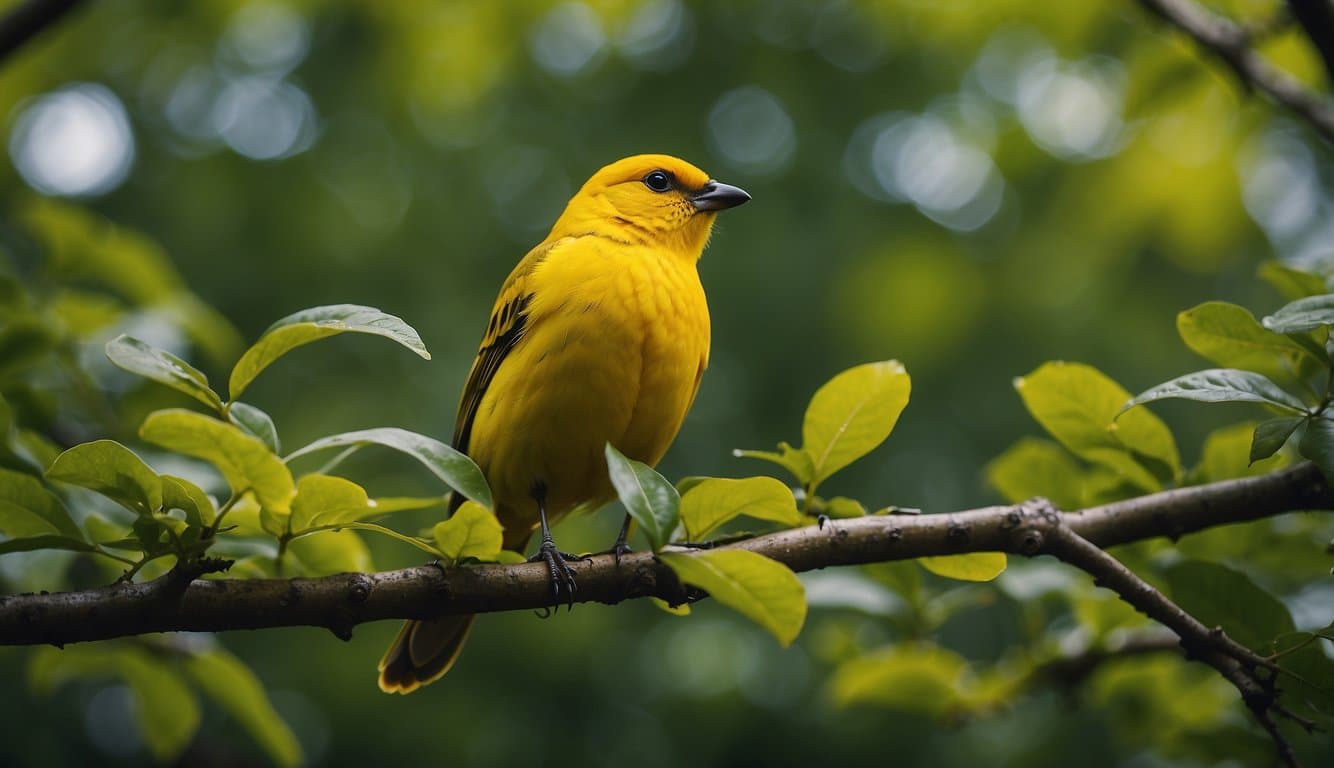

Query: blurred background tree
[{"left": 0, "top": 0, "right": 1331, "bottom": 766}]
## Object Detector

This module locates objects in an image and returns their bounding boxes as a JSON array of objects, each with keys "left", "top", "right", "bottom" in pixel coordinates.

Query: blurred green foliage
[{"left": 1, "top": 0, "right": 1333, "bottom": 766}]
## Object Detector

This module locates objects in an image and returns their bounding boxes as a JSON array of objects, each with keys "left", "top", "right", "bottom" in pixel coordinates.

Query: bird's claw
[
  {"left": 530, "top": 538, "right": 579, "bottom": 614},
  {"left": 612, "top": 541, "right": 632, "bottom": 567},
  {"left": 817, "top": 514, "right": 830, "bottom": 530}
]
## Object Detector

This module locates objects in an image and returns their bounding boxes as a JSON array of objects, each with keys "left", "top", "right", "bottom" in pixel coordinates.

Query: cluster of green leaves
[{"left": 1125, "top": 262, "right": 1334, "bottom": 483}]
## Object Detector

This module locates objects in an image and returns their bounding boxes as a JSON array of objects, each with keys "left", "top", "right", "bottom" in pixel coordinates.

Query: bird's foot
[{"left": 529, "top": 538, "right": 581, "bottom": 615}]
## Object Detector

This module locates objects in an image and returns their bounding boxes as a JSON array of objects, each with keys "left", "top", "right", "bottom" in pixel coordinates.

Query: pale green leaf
[
  {"left": 285, "top": 428, "right": 490, "bottom": 509},
  {"left": 1194, "top": 422, "right": 1287, "bottom": 483},
  {"left": 183, "top": 649, "right": 302, "bottom": 768},
  {"left": 104, "top": 335, "right": 222, "bottom": 412},
  {"left": 229, "top": 304, "right": 430, "bottom": 399},
  {"left": 802, "top": 361, "right": 911, "bottom": 487},
  {"left": 1258, "top": 261, "right": 1327, "bottom": 301},
  {"left": 432, "top": 501, "right": 504, "bottom": 563},
  {"left": 984, "top": 437, "right": 1085, "bottom": 509},
  {"left": 139, "top": 410, "right": 294, "bottom": 513},
  {"left": 659, "top": 549, "right": 806, "bottom": 645},
  {"left": 679, "top": 476, "right": 801, "bottom": 541},
  {"left": 117, "top": 652, "right": 202, "bottom": 762},
  {"left": 0, "top": 467, "right": 83, "bottom": 539},
  {"left": 286, "top": 529, "right": 373, "bottom": 575},
  {"left": 1017, "top": 362, "right": 1178, "bottom": 491},
  {"left": 651, "top": 597, "right": 691, "bottom": 616},
  {"left": 919, "top": 552, "right": 1007, "bottom": 582},
  {"left": 732, "top": 443, "right": 814, "bottom": 485},
  {"left": 160, "top": 475, "right": 216, "bottom": 527},
  {"left": 289, "top": 474, "right": 369, "bottom": 532},
  {"left": 830, "top": 643, "right": 969, "bottom": 717},
  {"left": 821, "top": 496, "right": 867, "bottom": 518},
  {"left": 605, "top": 443, "right": 679, "bottom": 551},
  {"left": 1177, "top": 302, "right": 1319, "bottom": 382},
  {"left": 46, "top": 440, "right": 163, "bottom": 516},
  {"left": 227, "top": 401, "right": 279, "bottom": 454}
]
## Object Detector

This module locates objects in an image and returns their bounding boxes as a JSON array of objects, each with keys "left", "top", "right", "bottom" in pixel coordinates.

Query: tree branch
[
  {"left": 1, "top": 463, "right": 1328, "bottom": 646},
  {"left": 1135, "top": 0, "right": 1334, "bottom": 142},
  {"left": 0, "top": 0, "right": 84, "bottom": 63},
  {"left": 1287, "top": 0, "right": 1334, "bottom": 87}
]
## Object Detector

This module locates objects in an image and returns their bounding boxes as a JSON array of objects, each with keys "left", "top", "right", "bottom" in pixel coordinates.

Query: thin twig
[{"left": 1136, "top": 0, "right": 1334, "bottom": 142}]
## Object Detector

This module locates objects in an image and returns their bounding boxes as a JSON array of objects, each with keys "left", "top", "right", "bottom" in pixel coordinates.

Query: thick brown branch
[
  {"left": 1, "top": 463, "right": 1328, "bottom": 647},
  {"left": 1136, "top": 0, "right": 1334, "bottom": 141},
  {"left": 0, "top": 0, "right": 84, "bottom": 62}
]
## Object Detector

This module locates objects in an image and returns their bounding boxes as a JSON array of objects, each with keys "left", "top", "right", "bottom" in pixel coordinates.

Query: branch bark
[
  {"left": 1, "top": 462, "right": 1329, "bottom": 646},
  {"left": 0, "top": 0, "right": 84, "bottom": 63},
  {"left": 1136, "top": 0, "right": 1334, "bottom": 142}
]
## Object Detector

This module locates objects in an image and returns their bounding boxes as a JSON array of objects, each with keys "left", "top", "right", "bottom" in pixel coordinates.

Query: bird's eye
[{"left": 643, "top": 170, "right": 672, "bottom": 193}]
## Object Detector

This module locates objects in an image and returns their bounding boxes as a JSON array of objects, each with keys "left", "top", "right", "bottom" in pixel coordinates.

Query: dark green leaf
[
  {"left": 0, "top": 318, "right": 56, "bottom": 378},
  {"left": 659, "top": 549, "right": 806, "bottom": 645},
  {"left": 229, "top": 304, "right": 430, "bottom": 399},
  {"left": 605, "top": 443, "right": 678, "bottom": 551},
  {"left": 0, "top": 467, "right": 83, "bottom": 540},
  {"left": 116, "top": 651, "right": 201, "bottom": 762},
  {"left": 105, "top": 335, "right": 223, "bottom": 412},
  {"left": 801, "top": 360, "right": 911, "bottom": 488},
  {"left": 1176, "top": 302, "right": 1319, "bottom": 381},
  {"left": 1125, "top": 369, "right": 1309, "bottom": 415},
  {"left": 1250, "top": 417, "right": 1305, "bottom": 463},
  {"left": 183, "top": 649, "right": 302, "bottom": 768},
  {"left": 1262, "top": 294, "right": 1334, "bottom": 334},
  {"left": 285, "top": 428, "right": 490, "bottom": 509},
  {"left": 1299, "top": 417, "right": 1334, "bottom": 483},
  {"left": 1165, "top": 560, "right": 1295, "bottom": 651},
  {"left": 1192, "top": 422, "right": 1287, "bottom": 483},
  {"left": 46, "top": 440, "right": 163, "bottom": 516},
  {"left": 227, "top": 402, "right": 280, "bottom": 454}
]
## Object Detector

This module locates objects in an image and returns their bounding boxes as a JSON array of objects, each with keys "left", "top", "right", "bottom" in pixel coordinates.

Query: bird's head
[{"left": 549, "top": 154, "right": 750, "bottom": 258}]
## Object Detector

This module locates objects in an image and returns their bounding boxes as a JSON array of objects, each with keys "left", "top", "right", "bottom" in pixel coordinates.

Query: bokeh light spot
[
  {"left": 10, "top": 84, "right": 135, "bottom": 197},
  {"left": 529, "top": 3, "right": 607, "bottom": 78},
  {"left": 616, "top": 0, "right": 694, "bottom": 70},
  {"left": 210, "top": 76, "right": 318, "bottom": 160},
  {"left": 221, "top": 2, "right": 310, "bottom": 73},
  {"left": 707, "top": 86, "right": 796, "bottom": 176}
]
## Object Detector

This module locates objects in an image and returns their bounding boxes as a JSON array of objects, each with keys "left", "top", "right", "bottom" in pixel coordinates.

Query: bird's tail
[{"left": 376, "top": 615, "right": 476, "bottom": 694}]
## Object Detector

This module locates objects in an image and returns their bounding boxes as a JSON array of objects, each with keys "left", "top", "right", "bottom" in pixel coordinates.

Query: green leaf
[
  {"left": 1252, "top": 417, "right": 1305, "bottom": 463},
  {"left": 1165, "top": 560, "right": 1295, "bottom": 651},
  {"left": 335, "top": 521, "right": 440, "bottom": 556},
  {"left": 289, "top": 474, "right": 370, "bottom": 532},
  {"left": 984, "top": 437, "right": 1085, "bottom": 509},
  {"left": 732, "top": 443, "right": 814, "bottom": 485},
  {"left": 0, "top": 318, "right": 56, "bottom": 378},
  {"left": 46, "top": 440, "right": 163, "bottom": 516},
  {"left": 1272, "top": 634, "right": 1334, "bottom": 723},
  {"left": 432, "top": 501, "right": 504, "bottom": 563},
  {"left": 116, "top": 651, "right": 202, "bottom": 762},
  {"left": 286, "top": 529, "right": 372, "bottom": 574},
  {"left": 659, "top": 549, "right": 806, "bottom": 645},
  {"left": 139, "top": 410, "right": 294, "bottom": 513},
  {"left": 829, "top": 643, "right": 969, "bottom": 717},
  {"left": 1258, "top": 261, "right": 1327, "bottom": 301},
  {"left": 801, "top": 361, "right": 911, "bottom": 488},
  {"left": 1017, "top": 362, "right": 1179, "bottom": 491},
  {"left": 228, "top": 304, "right": 431, "bottom": 399},
  {"left": 1124, "top": 369, "right": 1309, "bottom": 415},
  {"left": 1262, "top": 294, "right": 1334, "bottom": 334},
  {"left": 679, "top": 476, "right": 801, "bottom": 541},
  {"left": 160, "top": 475, "right": 216, "bottom": 528},
  {"left": 183, "top": 649, "right": 302, "bottom": 768},
  {"left": 0, "top": 467, "right": 84, "bottom": 540},
  {"left": 605, "top": 443, "right": 679, "bottom": 551},
  {"left": 104, "top": 335, "right": 223, "bottom": 413},
  {"left": 919, "top": 552, "right": 1007, "bottom": 582},
  {"left": 227, "top": 402, "right": 280, "bottom": 454},
  {"left": 1299, "top": 416, "right": 1334, "bottom": 483},
  {"left": 1176, "top": 302, "right": 1319, "bottom": 382},
  {"left": 1193, "top": 422, "right": 1287, "bottom": 483},
  {"left": 820, "top": 496, "right": 868, "bottom": 518},
  {"left": 285, "top": 428, "right": 491, "bottom": 509}
]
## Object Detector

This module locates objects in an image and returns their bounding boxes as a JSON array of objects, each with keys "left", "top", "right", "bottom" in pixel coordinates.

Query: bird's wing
[{"left": 452, "top": 237, "right": 571, "bottom": 456}]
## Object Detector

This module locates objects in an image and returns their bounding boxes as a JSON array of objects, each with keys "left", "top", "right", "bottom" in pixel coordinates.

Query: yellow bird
[{"left": 378, "top": 154, "right": 750, "bottom": 693}]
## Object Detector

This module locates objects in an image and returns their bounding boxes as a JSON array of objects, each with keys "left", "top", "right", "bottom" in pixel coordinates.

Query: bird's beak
[{"left": 691, "top": 180, "right": 751, "bottom": 212}]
